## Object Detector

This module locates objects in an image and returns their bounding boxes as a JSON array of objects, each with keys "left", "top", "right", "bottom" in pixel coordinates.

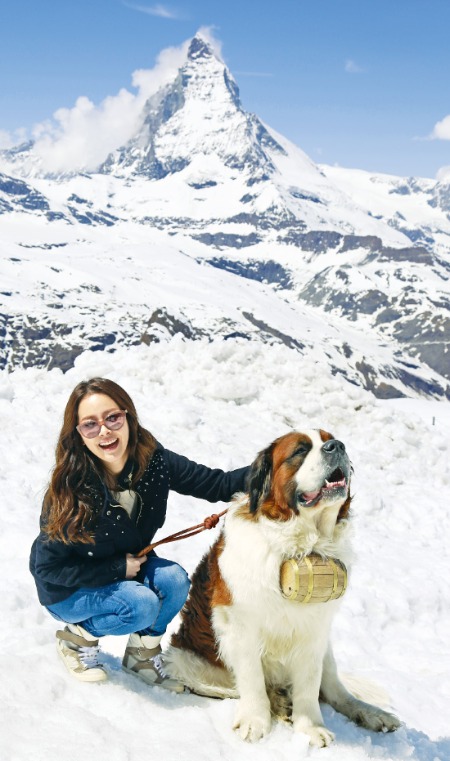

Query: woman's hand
[{"left": 125, "top": 553, "right": 147, "bottom": 579}]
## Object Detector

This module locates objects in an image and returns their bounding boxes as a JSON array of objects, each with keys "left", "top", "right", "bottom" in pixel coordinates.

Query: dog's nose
[{"left": 322, "top": 439, "right": 346, "bottom": 455}]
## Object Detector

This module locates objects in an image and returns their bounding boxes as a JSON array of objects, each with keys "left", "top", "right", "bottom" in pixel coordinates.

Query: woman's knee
[
  {"left": 116, "top": 583, "right": 160, "bottom": 632},
  {"left": 170, "top": 564, "right": 190, "bottom": 606},
  {"left": 150, "top": 560, "right": 190, "bottom": 604}
]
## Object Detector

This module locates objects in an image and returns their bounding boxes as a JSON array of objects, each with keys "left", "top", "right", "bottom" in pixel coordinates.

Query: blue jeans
[{"left": 47, "top": 555, "right": 190, "bottom": 638}]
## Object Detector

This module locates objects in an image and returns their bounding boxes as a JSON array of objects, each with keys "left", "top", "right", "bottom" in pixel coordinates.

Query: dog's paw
[
  {"left": 293, "top": 719, "right": 335, "bottom": 747},
  {"left": 233, "top": 709, "right": 271, "bottom": 742},
  {"left": 352, "top": 705, "right": 401, "bottom": 733},
  {"left": 302, "top": 726, "right": 335, "bottom": 747},
  {"left": 308, "top": 727, "right": 335, "bottom": 748}
]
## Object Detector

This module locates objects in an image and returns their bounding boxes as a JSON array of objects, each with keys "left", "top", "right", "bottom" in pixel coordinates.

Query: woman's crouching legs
[{"left": 47, "top": 563, "right": 190, "bottom": 691}]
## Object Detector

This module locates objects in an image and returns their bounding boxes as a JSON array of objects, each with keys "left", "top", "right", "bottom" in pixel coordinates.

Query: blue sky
[{"left": 1, "top": 0, "right": 449, "bottom": 178}]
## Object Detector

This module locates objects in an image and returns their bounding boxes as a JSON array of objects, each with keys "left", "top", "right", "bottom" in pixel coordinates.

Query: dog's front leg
[
  {"left": 290, "top": 646, "right": 335, "bottom": 748},
  {"left": 221, "top": 629, "right": 271, "bottom": 742},
  {"left": 320, "top": 645, "right": 400, "bottom": 733}
]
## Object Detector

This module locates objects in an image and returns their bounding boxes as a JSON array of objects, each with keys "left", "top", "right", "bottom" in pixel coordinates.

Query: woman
[{"left": 30, "top": 377, "right": 249, "bottom": 690}]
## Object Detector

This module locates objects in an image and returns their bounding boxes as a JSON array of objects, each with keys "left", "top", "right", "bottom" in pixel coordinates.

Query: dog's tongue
[{"left": 303, "top": 489, "right": 321, "bottom": 503}]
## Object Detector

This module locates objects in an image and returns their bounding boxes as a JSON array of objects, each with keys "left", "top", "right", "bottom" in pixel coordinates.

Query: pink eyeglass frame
[{"left": 76, "top": 409, "right": 128, "bottom": 438}]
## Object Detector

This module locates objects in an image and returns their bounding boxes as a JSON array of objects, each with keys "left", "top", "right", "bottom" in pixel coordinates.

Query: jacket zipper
[{"left": 135, "top": 492, "right": 143, "bottom": 526}]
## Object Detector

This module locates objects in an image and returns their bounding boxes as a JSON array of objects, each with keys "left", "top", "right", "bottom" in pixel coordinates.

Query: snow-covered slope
[
  {"left": 1, "top": 341, "right": 449, "bottom": 760},
  {"left": 322, "top": 165, "right": 450, "bottom": 256},
  {"left": 0, "top": 33, "right": 449, "bottom": 398},
  {"left": 1, "top": 213, "right": 446, "bottom": 399}
]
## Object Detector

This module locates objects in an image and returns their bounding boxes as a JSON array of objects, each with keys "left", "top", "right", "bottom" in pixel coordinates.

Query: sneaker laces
[
  {"left": 151, "top": 653, "right": 168, "bottom": 679},
  {"left": 78, "top": 644, "right": 102, "bottom": 669}
]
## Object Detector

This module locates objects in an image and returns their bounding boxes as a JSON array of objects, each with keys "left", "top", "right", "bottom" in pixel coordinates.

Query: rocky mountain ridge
[{"left": 0, "top": 34, "right": 449, "bottom": 399}]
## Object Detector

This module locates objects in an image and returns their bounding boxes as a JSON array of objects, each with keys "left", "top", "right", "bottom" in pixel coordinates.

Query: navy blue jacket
[{"left": 30, "top": 443, "right": 249, "bottom": 606}]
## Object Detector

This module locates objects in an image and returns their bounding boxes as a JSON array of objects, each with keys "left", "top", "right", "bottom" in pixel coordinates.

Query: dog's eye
[{"left": 290, "top": 444, "right": 310, "bottom": 459}]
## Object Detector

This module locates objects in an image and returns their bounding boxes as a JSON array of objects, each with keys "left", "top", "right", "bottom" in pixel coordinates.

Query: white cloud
[
  {"left": 31, "top": 38, "right": 191, "bottom": 173},
  {"left": 123, "top": 3, "right": 184, "bottom": 20},
  {"left": 436, "top": 165, "right": 450, "bottom": 182},
  {"left": 345, "top": 59, "right": 364, "bottom": 74},
  {"left": 430, "top": 114, "right": 450, "bottom": 140},
  {"left": 0, "top": 127, "right": 28, "bottom": 149},
  {"left": 0, "top": 130, "right": 14, "bottom": 149}
]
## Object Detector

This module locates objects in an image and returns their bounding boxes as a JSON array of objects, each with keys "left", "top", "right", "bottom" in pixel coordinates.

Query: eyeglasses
[{"left": 76, "top": 410, "right": 128, "bottom": 439}]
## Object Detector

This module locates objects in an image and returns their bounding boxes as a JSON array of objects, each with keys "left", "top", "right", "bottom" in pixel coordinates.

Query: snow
[
  {"left": 1, "top": 338, "right": 449, "bottom": 760},
  {"left": 1, "top": 199, "right": 446, "bottom": 405},
  {"left": 321, "top": 164, "right": 450, "bottom": 256}
]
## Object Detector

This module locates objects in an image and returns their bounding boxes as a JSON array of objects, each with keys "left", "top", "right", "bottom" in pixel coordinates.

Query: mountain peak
[
  {"left": 187, "top": 34, "right": 216, "bottom": 61},
  {"left": 99, "top": 30, "right": 288, "bottom": 181}
]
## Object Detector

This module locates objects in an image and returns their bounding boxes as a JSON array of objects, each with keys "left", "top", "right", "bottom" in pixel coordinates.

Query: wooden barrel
[{"left": 280, "top": 554, "right": 348, "bottom": 603}]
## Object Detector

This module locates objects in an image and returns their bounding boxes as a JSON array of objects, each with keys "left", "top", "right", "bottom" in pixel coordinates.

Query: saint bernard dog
[{"left": 164, "top": 430, "right": 400, "bottom": 747}]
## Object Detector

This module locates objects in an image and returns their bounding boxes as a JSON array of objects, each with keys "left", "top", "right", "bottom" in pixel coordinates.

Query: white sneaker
[
  {"left": 56, "top": 624, "right": 107, "bottom": 682},
  {"left": 122, "top": 633, "right": 185, "bottom": 693}
]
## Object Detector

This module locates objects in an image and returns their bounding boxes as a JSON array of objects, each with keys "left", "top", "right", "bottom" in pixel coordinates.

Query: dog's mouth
[{"left": 297, "top": 468, "right": 348, "bottom": 508}]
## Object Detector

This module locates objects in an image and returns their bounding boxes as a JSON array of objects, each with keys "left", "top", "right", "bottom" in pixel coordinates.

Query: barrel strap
[
  {"left": 328, "top": 558, "right": 339, "bottom": 601},
  {"left": 303, "top": 555, "right": 314, "bottom": 603},
  {"left": 341, "top": 562, "right": 348, "bottom": 596},
  {"left": 286, "top": 558, "right": 300, "bottom": 599}
]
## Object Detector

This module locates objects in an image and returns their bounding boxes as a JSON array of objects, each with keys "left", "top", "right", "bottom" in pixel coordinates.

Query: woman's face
[{"left": 77, "top": 393, "right": 130, "bottom": 475}]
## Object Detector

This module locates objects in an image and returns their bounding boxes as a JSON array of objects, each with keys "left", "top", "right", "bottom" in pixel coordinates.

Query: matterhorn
[{"left": 0, "top": 33, "right": 449, "bottom": 399}]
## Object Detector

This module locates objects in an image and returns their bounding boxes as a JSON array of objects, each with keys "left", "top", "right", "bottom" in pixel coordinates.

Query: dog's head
[{"left": 248, "top": 430, "right": 351, "bottom": 522}]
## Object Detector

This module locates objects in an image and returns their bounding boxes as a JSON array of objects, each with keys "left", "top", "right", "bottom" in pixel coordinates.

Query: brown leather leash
[{"left": 136, "top": 508, "right": 228, "bottom": 557}]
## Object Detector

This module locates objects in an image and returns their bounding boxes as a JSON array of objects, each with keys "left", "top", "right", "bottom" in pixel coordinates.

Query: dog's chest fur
[{"left": 212, "top": 501, "right": 353, "bottom": 657}]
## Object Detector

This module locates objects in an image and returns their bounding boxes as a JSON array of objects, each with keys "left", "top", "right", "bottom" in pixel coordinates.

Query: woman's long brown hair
[{"left": 42, "top": 378, "right": 157, "bottom": 544}]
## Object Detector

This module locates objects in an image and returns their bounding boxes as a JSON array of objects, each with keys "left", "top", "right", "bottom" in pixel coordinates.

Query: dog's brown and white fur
[{"left": 164, "top": 430, "right": 400, "bottom": 746}]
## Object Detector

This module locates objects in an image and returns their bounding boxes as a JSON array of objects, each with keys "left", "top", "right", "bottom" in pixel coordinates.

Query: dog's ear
[{"left": 248, "top": 445, "right": 274, "bottom": 513}]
